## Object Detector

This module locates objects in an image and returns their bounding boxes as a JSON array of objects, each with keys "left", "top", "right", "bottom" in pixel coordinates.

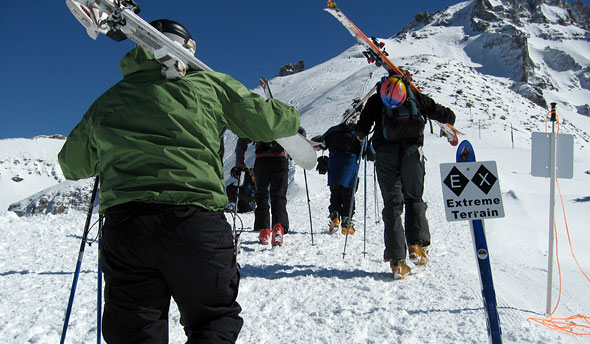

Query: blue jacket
[{"left": 321, "top": 124, "right": 361, "bottom": 187}]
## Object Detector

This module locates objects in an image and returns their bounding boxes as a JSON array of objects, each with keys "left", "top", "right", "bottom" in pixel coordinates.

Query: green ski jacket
[{"left": 59, "top": 47, "right": 300, "bottom": 213}]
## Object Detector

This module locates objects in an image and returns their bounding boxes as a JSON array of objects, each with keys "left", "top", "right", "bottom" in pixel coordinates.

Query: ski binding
[{"left": 66, "top": 0, "right": 212, "bottom": 79}]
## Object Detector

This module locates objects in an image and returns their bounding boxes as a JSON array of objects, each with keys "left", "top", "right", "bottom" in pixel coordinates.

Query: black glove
[
  {"left": 230, "top": 166, "right": 243, "bottom": 179},
  {"left": 298, "top": 126, "right": 307, "bottom": 137},
  {"left": 311, "top": 135, "right": 323, "bottom": 143},
  {"left": 362, "top": 145, "right": 376, "bottom": 162},
  {"left": 354, "top": 130, "right": 367, "bottom": 142},
  {"left": 316, "top": 156, "right": 329, "bottom": 175}
]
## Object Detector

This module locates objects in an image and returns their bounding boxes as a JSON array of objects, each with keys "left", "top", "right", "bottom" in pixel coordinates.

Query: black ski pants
[
  {"left": 100, "top": 202, "right": 243, "bottom": 343},
  {"left": 253, "top": 156, "right": 289, "bottom": 231},
  {"left": 226, "top": 183, "right": 254, "bottom": 213},
  {"left": 375, "top": 143, "right": 430, "bottom": 262},
  {"left": 329, "top": 184, "right": 356, "bottom": 219}
]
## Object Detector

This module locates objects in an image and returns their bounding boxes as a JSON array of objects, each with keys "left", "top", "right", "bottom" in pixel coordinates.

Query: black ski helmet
[{"left": 150, "top": 19, "right": 196, "bottom": 53}]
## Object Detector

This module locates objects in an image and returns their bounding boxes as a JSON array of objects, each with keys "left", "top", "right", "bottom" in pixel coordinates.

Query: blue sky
[{"left": 0, "top": 0, "right": 587, "bottom": 139}]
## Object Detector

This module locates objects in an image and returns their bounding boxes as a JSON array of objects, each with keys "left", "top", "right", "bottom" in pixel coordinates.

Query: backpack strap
[{"left": 404, "top": 79, "right": 432, "bottom": 133}]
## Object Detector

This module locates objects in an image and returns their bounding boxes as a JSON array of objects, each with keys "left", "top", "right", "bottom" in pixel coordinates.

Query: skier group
[
  {"left": 59, "top": 17, "right": 456, "bottom": 343},
  {"left": 226, "top": 72, "right": 455, "bottom": 280}
]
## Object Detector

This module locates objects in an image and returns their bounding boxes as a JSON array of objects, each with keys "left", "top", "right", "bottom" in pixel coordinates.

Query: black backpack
[
  {"left": 255, "top": 141, "right": 284, "bottom": 154},
  {"left": 381, "top": 81, "right": 427, "bottom": 141}
]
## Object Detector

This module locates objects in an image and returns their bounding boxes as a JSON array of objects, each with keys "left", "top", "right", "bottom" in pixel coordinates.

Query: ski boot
[
  {"left": 341, "top": 216, "right": 355, "bottom": 235},
  {"left": 408, "top": 242, "right": 429, "bottom": 266},
  {"left": 328, "top": 211, "right": 340, "bottom": 235},
  {"left": 271, "top": 223, "right": 285, "bottom": 246},
  {"left": 390, "top": 260, "right": 411, "bottom": 280},
  {"left": 258, "top": 229, "right": 271, "bottom": 245}
]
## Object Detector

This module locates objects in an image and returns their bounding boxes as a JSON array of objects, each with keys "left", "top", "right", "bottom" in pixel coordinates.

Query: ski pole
[
  {"left": 97, "top": 215, "right": 103, "bottom": 344},
  {"left": 232, "top": 171, "right": 245, "bottom": 258},
  {"left": 374, "top": 163, "right": 380, "bottom": 224},
  {"left": 342, "top": 138, "right": 367, "bottom": 259},
  {"left": 303, "top": 169, "right": 315, "bottom": 245},
  {"left": 362, "top": 148, "right": 368, "bottom": 257},
  {"left": 61, "top": 176, "right": 99, "bottom": 344}
]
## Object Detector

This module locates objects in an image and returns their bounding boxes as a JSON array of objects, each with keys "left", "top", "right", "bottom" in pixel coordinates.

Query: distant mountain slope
[
  {"left": 0, "top": 136, "right": 66, "bottom": 211},
  {"left": 3, "top": 0, "right": 589, "bottom": 216},
  {"left": 397, "top": 0, "right": 590, "bottom": 113}
]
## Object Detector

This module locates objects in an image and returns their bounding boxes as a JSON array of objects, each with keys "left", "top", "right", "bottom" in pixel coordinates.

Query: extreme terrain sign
[{"left": 440, "top": 161, "right": 505, "bottom": 222}]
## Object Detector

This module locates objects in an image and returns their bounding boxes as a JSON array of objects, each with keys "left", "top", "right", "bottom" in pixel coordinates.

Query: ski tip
[
  {"left": 456, "top": 140, "right": 476, "bottom": 162},
  {"left": 447, "top": 123, "right": 464, "bottom": 135},
  {"left": 327, "top": 0, "right": 338, "bottom": 9}
]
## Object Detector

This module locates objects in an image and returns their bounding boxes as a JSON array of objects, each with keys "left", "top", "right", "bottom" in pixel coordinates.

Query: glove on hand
[
  {"left": 363, "top": 147, "right": 376, "bottom": 162},
  {"left": 311, "top": 135, "right": 323, "bottom": 143},
  {"left": 354, "top": 131, "right": 366, "bottom": 142},
  {"left": 230, "top": 166, "right": 243, "bottom": 179},
  {"left": 316, "top": 156, "right": 329, "bottom": 175}
]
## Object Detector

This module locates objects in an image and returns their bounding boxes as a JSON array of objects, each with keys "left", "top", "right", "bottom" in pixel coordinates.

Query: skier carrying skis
[
  {"left": 355, "top": 73, "right": 456, "bottom": 279},
  {"left": 232, "top": 127, "right": 306, "bottom": 246},
  {"left": 58, "top": 19, "right": 301, "bottom": 343},
  {"left": 313, "top": 119, "right": 374, "bottom": 235}
]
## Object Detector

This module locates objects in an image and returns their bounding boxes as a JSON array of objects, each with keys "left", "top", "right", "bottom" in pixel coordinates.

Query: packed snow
[{"left": 1, "top": 1, "right": 590, "bottom": 343}]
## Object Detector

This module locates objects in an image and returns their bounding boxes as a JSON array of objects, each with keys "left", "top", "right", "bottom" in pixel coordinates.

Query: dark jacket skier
[
  {"left": 315, "top": 122, "right": 370, "bottom": 235},
  {"left": 355, "top": 75, "right": 455, "bottom": 279},
  {"left": 232, "top": 127, "right": 306, "bottom": 246},
  {"left": 58, "top": 19, "right": 300, "bottom": 343}
]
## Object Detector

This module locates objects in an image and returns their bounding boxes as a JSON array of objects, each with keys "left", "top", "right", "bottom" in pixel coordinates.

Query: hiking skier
[
  {"left": 313, "top": 120, "right": 374, "bottom": 235},
  {"left": 355, "top": 73, "right": 456, "bottom": 279},
  {"left": 232, "top": 126, "right": 306, "bottom": 246},
  {"left": 58, "top": 19, "right": 301, "bottom": 343}
]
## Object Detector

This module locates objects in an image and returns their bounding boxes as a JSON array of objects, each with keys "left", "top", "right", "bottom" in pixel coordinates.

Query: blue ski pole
[
  {"left": 61, "top": 177, "right": 99, "bottom": 344},
  {"left": 456, "top": 141, "right": 502, "bottom": 344},
  {"left": 362, "top": 145, "right": 368, "bottom": 257},
  {"left": 97, "top": 215, "right": 103, "bottom": 344},
  {"left": 342, "top": 138, "right": 367, "bottom": 258}
]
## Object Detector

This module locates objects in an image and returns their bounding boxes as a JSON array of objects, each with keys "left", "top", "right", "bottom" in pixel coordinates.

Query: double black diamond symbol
[
  {"left": 471, "top": 165, "right": 497, "bottom": 195},
  {"left": 444, "top": 165, "right": 497, "bottom": 196}
]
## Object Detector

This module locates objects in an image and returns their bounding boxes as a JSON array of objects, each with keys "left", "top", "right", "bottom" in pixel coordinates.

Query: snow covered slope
[
  {"left": 1, "top": 0, "right": 590, "bottom": 342},
  {"left": 0, "top": 136, "right": 66, "bottom": 211}
]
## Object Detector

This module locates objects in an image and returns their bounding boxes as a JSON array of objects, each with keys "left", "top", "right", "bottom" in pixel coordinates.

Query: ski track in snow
[{"left": 1, "top": 131, "right": 587, "bottom": 343}]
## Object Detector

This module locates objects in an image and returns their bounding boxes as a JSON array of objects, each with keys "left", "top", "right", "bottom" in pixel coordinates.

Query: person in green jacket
[{"left": 58, "top": 19, "right": 300, "bottom": 343}]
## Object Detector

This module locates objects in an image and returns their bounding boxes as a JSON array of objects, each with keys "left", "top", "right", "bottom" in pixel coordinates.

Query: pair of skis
[
  {"left": 324, "top": 0, "right": 461, "bottom": 146},
  {"left": 340, "top": 83, "right": 378, "bottom": 125},
  {"left": 66, "top": 0, "right": 212, "bottom": 78}
]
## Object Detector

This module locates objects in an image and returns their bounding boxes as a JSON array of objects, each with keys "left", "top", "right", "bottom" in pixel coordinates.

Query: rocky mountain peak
[{"left": 399, "top": 0, "right": 589, "bottom": 110}]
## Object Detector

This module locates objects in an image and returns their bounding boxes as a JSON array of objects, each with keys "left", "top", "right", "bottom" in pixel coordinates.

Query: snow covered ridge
[
  {"left": 397, "top": 0, "right": 590, "bottom": 112},
  {"left": 0, "top": 136, "right": 68, "bottom": 212},
  {"left": 0, "top": 136, "right": 95, "bottom": 216},
  {"left": 7, "top": 179, "right": 94, "bottom": 216}
]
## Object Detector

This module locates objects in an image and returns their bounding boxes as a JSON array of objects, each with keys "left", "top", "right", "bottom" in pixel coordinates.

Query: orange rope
[
  {"left": 556, "top": 178, "right": 590, "bottom": 283},
  {"left": 529, "top": 112, "right": 590, "bottom": 335}
]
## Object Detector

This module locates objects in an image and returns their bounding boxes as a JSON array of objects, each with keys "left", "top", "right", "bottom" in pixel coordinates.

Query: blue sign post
[{"left": 455, "top": 140, "right": 502, "bottom": 344}]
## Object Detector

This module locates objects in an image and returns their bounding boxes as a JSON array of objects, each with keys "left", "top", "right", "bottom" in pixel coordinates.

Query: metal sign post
[{"left": 530, "top": 103, "right": 574, "bottom": 315}]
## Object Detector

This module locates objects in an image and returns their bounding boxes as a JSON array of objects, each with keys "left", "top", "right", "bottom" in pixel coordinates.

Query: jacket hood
[{"left": 120, "top": 47, "right": 161, "bottom": 78}]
